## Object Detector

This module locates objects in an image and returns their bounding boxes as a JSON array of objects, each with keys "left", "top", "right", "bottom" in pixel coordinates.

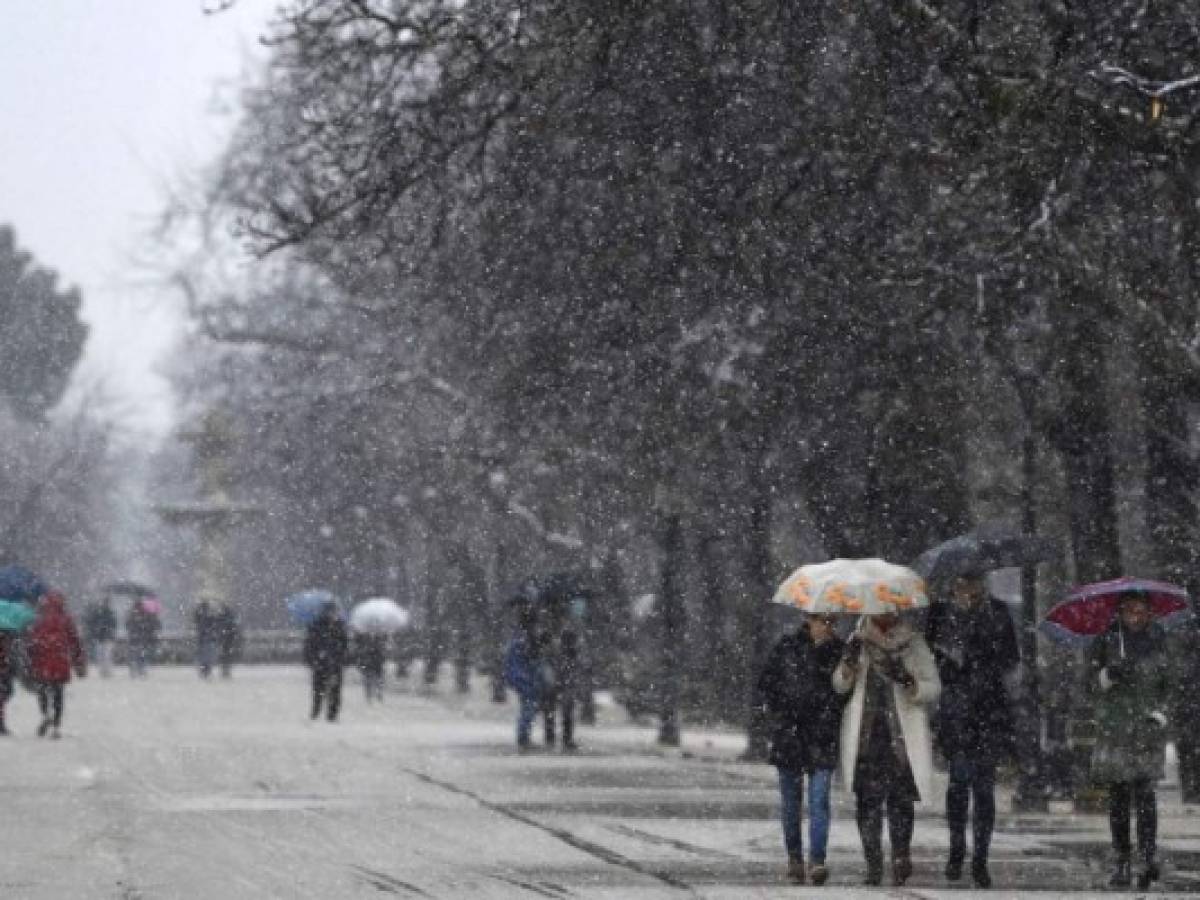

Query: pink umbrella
[
  {"left": 1039, "top": 577, "right": 1191, "bottom": 647},
  {"left": 139, "top": 597, "right": 163, "bottom": 615}
]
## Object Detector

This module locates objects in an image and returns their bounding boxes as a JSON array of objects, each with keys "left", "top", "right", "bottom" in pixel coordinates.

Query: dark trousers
[
  {"left": 542, "top": 689, "right": 575, "bottom": 746},
  {"left": 311, "top": 669, "right": 343, "bottom": 721},
  {"left": 946, "top": 755, "right": 996, "bottom": 864},
  {"left": 1178, "top": 735, "right": 1200, "bottom": 803},
  {"left": 37, "top": 683, "right": 65, "bottom": 727},
  {"left": 1109, "top": 779, "right": 1157, "bottom": 863},
  {"left": 855, "top": 787, "right": 915, "bottom": 870}
]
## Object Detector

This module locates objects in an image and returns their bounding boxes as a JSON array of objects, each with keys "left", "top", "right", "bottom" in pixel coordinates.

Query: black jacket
[
  {"left": 304, "top": 615, "right": 349, "bottom": 673},
  {"left": 757, "top": 629, "right": 846, "bottom": 772},
  {"left": 925, "top": 597, "right": 1019, "bottom": 762}
]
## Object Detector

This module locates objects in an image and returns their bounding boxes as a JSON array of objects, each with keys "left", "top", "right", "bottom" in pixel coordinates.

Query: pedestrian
[
  {"left": 125, "top": 598, "right": 160, "bottom": 678},
  {"left": 757, "top": 612, "right": 845, "bottom": 885},
  {"left": 27, "top": 591, "right": 86, "bottom": 739},
  {"left": 83, "top": 595, "right": 117, "bottom": 678},
  {"left": 216, "top": 602, "right": 241, "bottom": 678},
  {"left": 503, "top": 604, "right": 544, "bottom": 751},
  {"left": 304, "top": 601, "right": 348, "bottom": 721},
  {"left": 542, "top": 619, "right": 581, "bottom": 751},
  {"left": 193, "top": 598, "right": 220, "bottom": 679},
  {"left": 1088, "top": 590, "right": 1170, "bottom": 889},
  {"left": 355, "top": 631, "right": 386, "bottom": 702},
  {"left": 834, "top": 612, "right": 940, "bottom": 887},
  {"left": 925, "top": 572, "right": 1019, "bottom": 888},
  {"left": 0, "top": 629, "right": 14, "bottom": 735},
  {"left": 1168, "top": 616, "right": 1200, "bottom": 804}
]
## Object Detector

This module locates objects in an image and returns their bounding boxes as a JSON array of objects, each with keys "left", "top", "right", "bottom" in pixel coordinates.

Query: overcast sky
[{"left": 0, "top": 1, "right": 274, "bottom": 434}]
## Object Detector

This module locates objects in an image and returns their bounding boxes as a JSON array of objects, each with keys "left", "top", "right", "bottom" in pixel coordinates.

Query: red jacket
[{"left": 28, "top": 593, "right": 85, "bottom": 684}]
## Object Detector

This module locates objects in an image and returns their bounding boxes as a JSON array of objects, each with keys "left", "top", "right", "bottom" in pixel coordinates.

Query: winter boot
[
  {"left": 971, "top": 858, "right": 992, "bottom": 888},
  {"left": 863, "top": 860, "right": 883, "bottom": 886},
  {"left": 51, "top": 727, "right": 61, "bottom": 740},
  {"left": 37, "top": 718, "right": 51, "bottom": 738},
  {"left": 1136, "top": 858, "right": 1160, "bottom": 890},
  {"left": 945, "top": 839, "right": 965, "bottom": 881},
  {"left": 0, "top": 718, "right": 8, "bottom": 736},
  {"left": 892, "top": 854, "right": 913, "bottom": 886},
  {"left": 786, "top": 857, "right": 805, "bottom": 884},
  {"left": 809, "top": 861, "right": 829, "bottom": 886},
  {"left": 1108, "top": 859, "right": 1132, "bottom": 888}
]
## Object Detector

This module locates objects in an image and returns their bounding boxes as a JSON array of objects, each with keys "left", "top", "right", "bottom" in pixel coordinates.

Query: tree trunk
[
  {"left": 1137, "top": 347, "right": 1199, "bottom": 595},
  {"left": 657, "top": 511, "right": 684, "bottom": 746},
  {"left": 741, "top": 451, "right": 773, "bottom": 762},
  {"left": 1050, "top": 308, "right": 1123, "bottom": 583}
]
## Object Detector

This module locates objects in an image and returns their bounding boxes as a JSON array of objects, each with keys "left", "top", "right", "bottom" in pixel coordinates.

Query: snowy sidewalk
[{"left": 410, "top": 665, "right": 1200, "bottom": 893}]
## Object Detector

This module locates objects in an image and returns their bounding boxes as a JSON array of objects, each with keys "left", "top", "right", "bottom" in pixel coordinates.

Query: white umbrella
[
  {"left": 772, "top": 558, "right": 929, "bottom": 616},
  {"left": 349, "top": 598, "right": 411, "bottom": 634}
]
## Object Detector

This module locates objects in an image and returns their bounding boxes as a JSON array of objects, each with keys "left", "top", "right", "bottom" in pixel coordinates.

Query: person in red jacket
[{"left": 28, "top": 590, "right": 86, "bottom": 739}]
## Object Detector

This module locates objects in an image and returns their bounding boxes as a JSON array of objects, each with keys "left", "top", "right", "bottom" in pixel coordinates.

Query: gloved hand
[
  {"left": 1105, "top": 659, "right": 1133, "bottom": 686},
  {"left": 881, "top": 654, "right": 915, "bottom": 689}
]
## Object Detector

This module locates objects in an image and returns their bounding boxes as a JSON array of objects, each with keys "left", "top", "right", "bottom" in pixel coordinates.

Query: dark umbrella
[
  {"left": 103, "top": 580, "right": 156, "bottom": 598},
  {"left": 508, "top": 572, "right": 596, "bottom": 606},
  {"left": 912, "top": 524, "right": 1059, "bottom": 581},
  {"left": 0, "top": 564, "right": 48, "bottom": 604}
]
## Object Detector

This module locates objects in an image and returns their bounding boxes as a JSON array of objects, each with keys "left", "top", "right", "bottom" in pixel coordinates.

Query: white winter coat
[{"left": 832, "top": 618, "right": 941, "bottom": 803}]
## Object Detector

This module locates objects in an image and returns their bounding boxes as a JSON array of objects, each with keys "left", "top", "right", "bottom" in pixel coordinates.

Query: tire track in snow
[{"left": 398, "top": 766, "right": 698, "bottom": 894}]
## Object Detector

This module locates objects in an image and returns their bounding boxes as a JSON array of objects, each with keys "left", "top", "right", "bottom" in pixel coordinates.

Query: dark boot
[
  {"left": 786, "top": 857, "right": 805, "bottom": 884},
  {"left": 892, "top": 854, "right": 912, "bottom": 886},
  {"left": 1136, "top": 858, "right": 1160, "bottom": 890},
  {"left": 1108, "top": 859, "right": 1131, "bottom": 888},
  {"left": 946, "top": 835, "right": 965, "bottom": 881},
  {"left": 971, "top": 857, "right": 992, "bottom": 888}
]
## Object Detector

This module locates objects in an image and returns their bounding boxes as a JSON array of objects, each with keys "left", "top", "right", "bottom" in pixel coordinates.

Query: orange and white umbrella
[{"left": 772, "top": 558, "right": 928, "bottom": 615}]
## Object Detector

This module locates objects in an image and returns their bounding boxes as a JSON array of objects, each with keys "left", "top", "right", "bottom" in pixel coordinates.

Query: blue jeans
[
  {"left": 517, "top": 690, "right": 539, "bottom": 746},
  {"left": 778, "top": 767, "right": 833, "bottom": 862}
]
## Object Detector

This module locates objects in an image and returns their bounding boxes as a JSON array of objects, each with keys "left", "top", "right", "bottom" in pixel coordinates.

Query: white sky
[{"left": 0, "top": 1, "right": 276, "bottom": 434}]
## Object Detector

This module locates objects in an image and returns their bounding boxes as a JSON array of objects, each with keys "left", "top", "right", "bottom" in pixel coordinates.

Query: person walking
[
  {"left": 503, "top": 604, "right": 544, "bottom": 751},
  {"left": 27, "top": 591, "right": 86, "bottom": 739},
  {"left": 216, "top": 602, "right": 241, "bottom": 678},
  {"left": 193, "top": 598, "right": 220, "bottom": 679},
  {"left": 83, "top": 596, "right": 118, "bottom": 678},
  {"left": 541, "top": 614, "right": 581, "bottom": 752},
  {"left": 757, "top": 612, "right": 845, "bottom": 885},
  {"left": 125, "top": 598, "right": 160, "bottom": 678},
  {"left": 355, "top": 631, "right": 387, "bottom": 702},
  {"left": 925, "top": 572, "right": 1019, "bottom": 888},
  {"left": 304, "top": 601, "right": 348, "bottom": 721},
  {"left": 1088, "top": 590, "right": 1171, "bottom": 889},
  {"left": 834, "top": 612, "right": 940, "bottom": 887}
]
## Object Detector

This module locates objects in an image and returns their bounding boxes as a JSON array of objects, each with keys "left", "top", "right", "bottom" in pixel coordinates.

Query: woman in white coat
[{"left": 833, "top": 612, "right": 940, "bottom": 886}]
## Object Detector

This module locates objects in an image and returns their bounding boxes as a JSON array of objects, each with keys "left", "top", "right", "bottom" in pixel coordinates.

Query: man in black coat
[
  {"left": 757, "top": 613, "right": 845, "bottom": 886},
  {"left": 304, "top": 601, "right": 349, "bottom": 721},
  {"left": 925, "top": 573, "right": 1019, "bottom": 888}
]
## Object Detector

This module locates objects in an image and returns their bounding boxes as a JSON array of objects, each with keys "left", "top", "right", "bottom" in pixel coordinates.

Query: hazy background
[{"left": 0, "top": 1, "right": 273, "bottom": 435}]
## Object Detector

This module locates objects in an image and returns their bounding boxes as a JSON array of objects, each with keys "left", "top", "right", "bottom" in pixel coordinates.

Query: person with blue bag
[{"left": 504, "top": 604, "right": 544, "bottom": 751}]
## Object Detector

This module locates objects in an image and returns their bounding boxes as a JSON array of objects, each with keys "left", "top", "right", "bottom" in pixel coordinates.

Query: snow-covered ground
[{"left": 0, "top": 665, "right": 1196, "bottom": 898}]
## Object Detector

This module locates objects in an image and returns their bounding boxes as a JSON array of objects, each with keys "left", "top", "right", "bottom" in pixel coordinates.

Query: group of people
[
  {"left": 82, "top": 595, "right": 163, "bottom": 678},
  {"left": 300, "top": 600, "right": 405, "bottom": 720},
  {"left": 0, "top": 591, "right": 87, "bottom": 738},
  {"left": 191, "top": 598, "right": 242, "bottom": 679},
  {"left": 504, "top": 601, "right": 582, "bottom": 752},
  {"left": 758, "top": 572, "right": 1169, "bottom": 891}
]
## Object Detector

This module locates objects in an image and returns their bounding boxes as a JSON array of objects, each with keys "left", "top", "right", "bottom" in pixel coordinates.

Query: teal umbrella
[{"left": 0, "top": 599, "right": 36, "bottom": 631}]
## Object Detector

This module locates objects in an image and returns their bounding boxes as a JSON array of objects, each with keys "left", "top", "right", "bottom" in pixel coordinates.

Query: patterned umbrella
[
  {"left": 1039, "top": 577, "right": 1192, "bottom": 647},
  {"left": 772, "top": 558, "right": 929, "bottom": 616}
]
